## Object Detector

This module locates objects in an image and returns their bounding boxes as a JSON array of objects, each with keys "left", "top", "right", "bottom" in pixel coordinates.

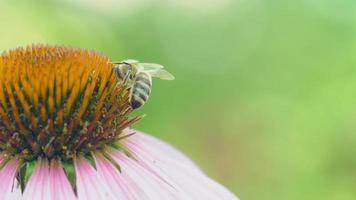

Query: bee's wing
[
  {"left": 123, "top": 59, "right": 140, "bottom": 64},
  {"left": 149, "top": 69, "right": 175, "bottom": 80},
  {"left": 140, "top": 63, "right": 174, "bottom": 80},
  {"left": 111, "top": 59, "right": 140, "bottom": 65},
  {"left": 140, "top": 63, "right": 164, "bottom": 70}
]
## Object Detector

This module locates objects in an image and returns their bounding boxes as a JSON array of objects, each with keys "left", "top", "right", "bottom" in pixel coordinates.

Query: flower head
[{"left": 0, "top": 45, "right": 238, "bottom": 199}]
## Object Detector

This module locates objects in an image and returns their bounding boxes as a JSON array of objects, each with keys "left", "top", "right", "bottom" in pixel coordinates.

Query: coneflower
[{"left": 0, "top": 45, "right": 238, "bottom": 200}]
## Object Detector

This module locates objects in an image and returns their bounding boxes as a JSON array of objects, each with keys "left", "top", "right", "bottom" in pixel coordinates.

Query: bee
[{"left": 112, "top": 59, "right": 174, "bottom": 109}]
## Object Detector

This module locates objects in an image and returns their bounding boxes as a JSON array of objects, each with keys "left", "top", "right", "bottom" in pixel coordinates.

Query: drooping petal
[
  {"left": 123, "top": 132, "right": 238, "bottom": 199},
  {"left": 108, "top": 151, "right": 182, "bottom": 199},
  {"left": 23, "top": 159, "right": 51, "bottom": 199},
  {"left": 23, "top": 159, "right": 76, "bottom": 200},
  {"left": 125, "top": 131, "right": 201, "bottom": 171},
  {"left": 49, "top": 160, "right": 77, "bottom": 200},
  {"left": 1, "top": 131, "right": 238, "bottom": 200},
  {"left": 103, "top": 130, "right": 239, "bottom": 200},
  {"left": 94, "top": 154, "right": 145, "bottom": 200},
  {"left": 74, "top": 156, "right": 117, "bottom": 200},
  {"left": 0, "top": 158, "right": 22, "bottom": 200}
]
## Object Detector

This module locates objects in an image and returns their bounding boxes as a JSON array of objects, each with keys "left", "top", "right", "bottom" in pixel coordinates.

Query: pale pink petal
[
  {"left": 105, "top": 130, "right": 239, "bottom": 200},
  {"left": 49, "top": 160, "right": 77, "bottom": 200},
  {"left": 0, "top": 159, "right": 22, "bottom": 200},
  {"left": 124, "top": 129, "right": 201, "bottom": 172},
  {"left": 23, "top": 159, "right": 51, "bottom": 200},
  {"left": 94, "top": 155, "right": 146, "bottom": 200},
  {"left": 1, "top": 131, "right": 238, "bottom": 200},
  {"left": 109, "top": 151, "right": 182, "bottom": 200},
  {"left": 3, "top": 159, "right": 76, "bottom": 200},
  {"left": 74, "top": 157, "right": 116, "bottom": 200}
]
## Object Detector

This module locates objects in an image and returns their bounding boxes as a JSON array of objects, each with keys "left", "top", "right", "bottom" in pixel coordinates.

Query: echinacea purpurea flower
[{"left": 0, "top": 45, "right": 238, "bottom": 200}]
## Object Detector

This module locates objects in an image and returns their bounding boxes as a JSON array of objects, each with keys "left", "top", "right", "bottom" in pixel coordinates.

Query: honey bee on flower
[
  {"left": 112, "top": 59, "right": 174, "bottom": 109},
  {"left": 0, "top": 45, "right": 238, "bottom": 200}
]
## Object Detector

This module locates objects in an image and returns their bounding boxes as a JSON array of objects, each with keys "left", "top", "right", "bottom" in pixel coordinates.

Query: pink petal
[
  {"left": 49, "top": 160, "right": 77, "bottom": 200},
  {"left": 94, "top": 154, "right": 145, "bottom": 200},
  {"left": 125, "top": 130, "right": 201, "bottom": 172},
  {"left": 0, "top": 130, "right": 238, "bottom": 200},
  {"left": 0, "top": 158, "right": 22, "bottom": 200},
  {"left": 107, "top": 151, "right": 181, "bottom": 199},
  {"left": 23, "top": 159, "right": 50, "bottom": 199},
  {"left": 74, "top": 156, "right": 116, "bottom": 200},
  {"left": 23, "top": 159, "right": 76, "bottom": 200},
  {"left": 106, "top": 129, "right": 239, "bottom": 200}
]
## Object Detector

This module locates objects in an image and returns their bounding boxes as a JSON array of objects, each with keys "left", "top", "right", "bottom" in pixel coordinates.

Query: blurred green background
[{"left": 1, "top": 0, "right": 356, "bottom": 199}]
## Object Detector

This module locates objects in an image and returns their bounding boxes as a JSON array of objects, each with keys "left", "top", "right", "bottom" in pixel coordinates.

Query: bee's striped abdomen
[{"left": 130, "top": 72, "right": 152, "bottom": 109}]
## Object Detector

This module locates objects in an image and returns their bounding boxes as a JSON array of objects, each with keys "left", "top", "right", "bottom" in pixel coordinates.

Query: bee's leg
[
  {"left": 122, "top": 68, "right": 134, "bottom": 86},
  {"left": 122, "top": 72, "right": 131, "bottom": 85}
]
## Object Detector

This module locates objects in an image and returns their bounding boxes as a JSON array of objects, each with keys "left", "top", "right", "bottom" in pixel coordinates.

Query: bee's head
[{"left": 118, "top": 60, "right": 140, "bottom": 81}]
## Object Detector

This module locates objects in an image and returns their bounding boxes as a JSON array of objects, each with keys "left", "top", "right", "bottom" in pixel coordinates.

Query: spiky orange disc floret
[{"left": 0, "top": 44, "right": 139, "bottom": 162}]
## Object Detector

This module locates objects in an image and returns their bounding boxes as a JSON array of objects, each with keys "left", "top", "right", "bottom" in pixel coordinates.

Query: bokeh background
[{"left": 1, "top": 0, "right": 356, "bottom": 199}]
